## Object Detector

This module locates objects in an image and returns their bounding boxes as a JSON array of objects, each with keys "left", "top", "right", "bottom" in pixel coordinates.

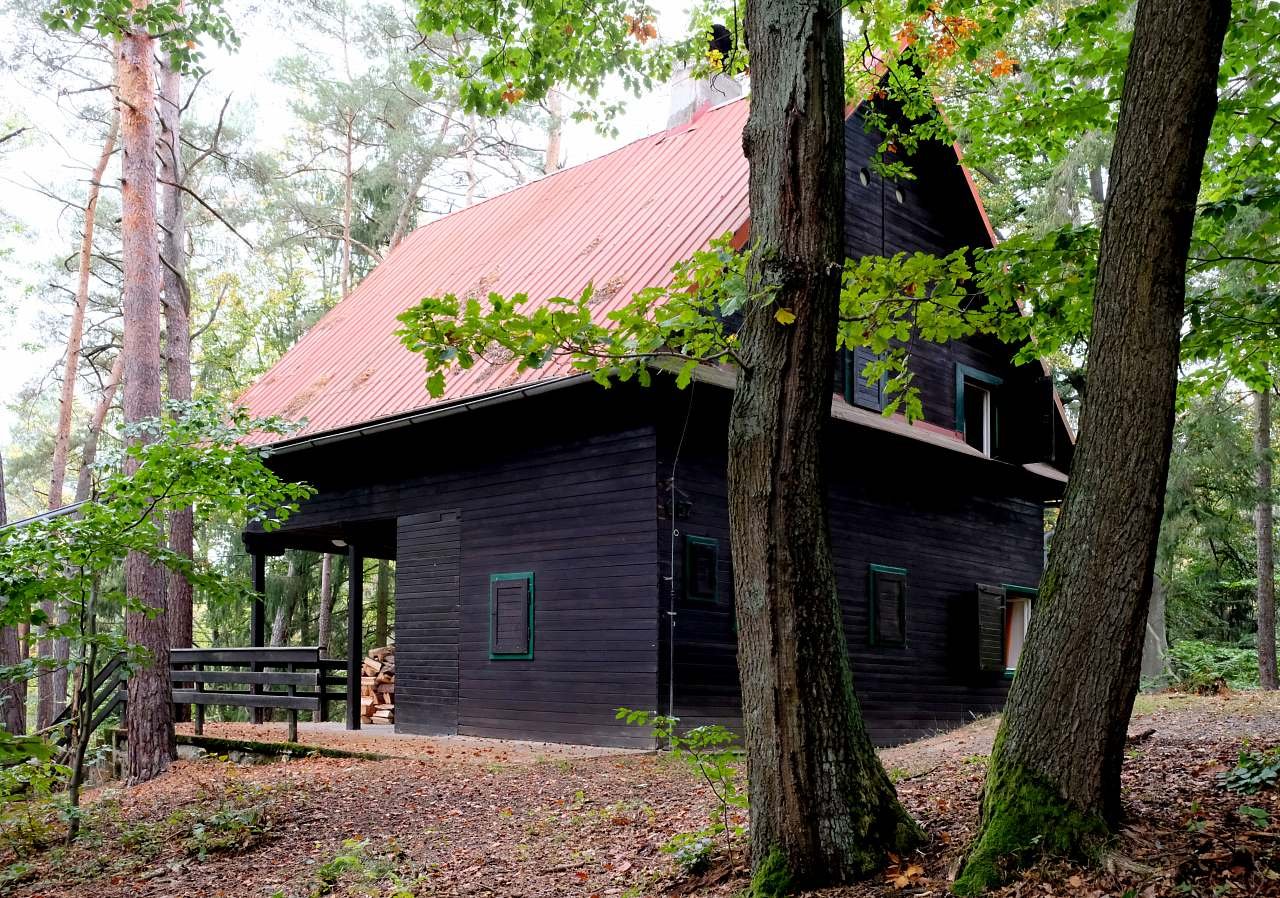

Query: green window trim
[
  {"left": 954, "top": 363, "right": 1004, "bottom": 437},
  {"left": 684, "top": 535, "right": 720, "bottom": 602},
  {"left": 1001, "top": 583, "right": 1038, "bottom": 674},
  {"left": 489, "top": 571, "right": 534, "bottom": 660},
  {"left": 868, "top": 564, "right": 908, "bottom": 647}
]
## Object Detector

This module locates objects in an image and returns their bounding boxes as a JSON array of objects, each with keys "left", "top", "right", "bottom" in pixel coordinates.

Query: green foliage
[
  {"left": 287, "top": 837, "right": 416, "bottom": 898},
  {"left": 616, "top": 708, "right": 746, "bottom": 866},
  {"left": 183, "top": 801, "right": 270, "bottom": 861},
  {"left": 1219, "top": 746, "right": 1280, "bottom": 795},
  {"left": 1168, "top": 640, "right": 1261, "bottom": 693},
  {"left": 43, "top": 0, "right": 238, "bottom": 74},
  {"left": 0, "top": 755, "right": 73, "bottom": 854},
  {"left": 412, "top": 0, "right": 679, "bottom": 124}
]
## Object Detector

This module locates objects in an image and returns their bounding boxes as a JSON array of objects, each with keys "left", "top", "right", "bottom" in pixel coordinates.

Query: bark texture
[
  {"left": 1256, "top": 386, "right": 1276, "bottom": 690},
  {"left": 954, "top": 1, "right": 1229, "bottom": 890},
  {"left": 0, "top": 450, "right": 24, "bottom": 735},
  {"left": 159, "top": 55, "right": 195, "bottom": 666},
  {"left": 728, "top": 0, "right": 919, "bottom": 891},
  {"left": 271, "top": 555, "right": 301, "bottom": 646},
  {"left": 119, "top": 16, "right": 176, "bottom": 783}
]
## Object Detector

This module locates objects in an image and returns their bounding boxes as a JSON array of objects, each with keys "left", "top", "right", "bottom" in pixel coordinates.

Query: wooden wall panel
[{"left": 395, "top": 510, "right": 461, "bottom": 734}]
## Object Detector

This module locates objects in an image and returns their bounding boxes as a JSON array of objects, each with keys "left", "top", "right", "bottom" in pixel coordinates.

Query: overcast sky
[{"left": 0, "top": 0, "right": 694, "bottom": 450}]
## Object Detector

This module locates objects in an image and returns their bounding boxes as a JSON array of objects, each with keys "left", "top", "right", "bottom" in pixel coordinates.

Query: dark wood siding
[
  {"left": 395, "top": 510, "right": 461, "bottom": 734},
  {"left": 657, "top": 385, "right": 1045, "bottom": 746},
  {"left": 258, "top": 387, "right": 662, "bottom": 748}
]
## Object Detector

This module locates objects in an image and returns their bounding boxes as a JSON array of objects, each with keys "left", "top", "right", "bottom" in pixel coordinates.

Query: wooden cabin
[{"left": 239, "top": 97, "right": 1073, "bottom": 748}]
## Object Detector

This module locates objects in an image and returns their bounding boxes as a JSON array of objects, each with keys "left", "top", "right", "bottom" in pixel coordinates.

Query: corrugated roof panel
[{"left": 239, "top": 99, "right": 752, "bottom": 442}]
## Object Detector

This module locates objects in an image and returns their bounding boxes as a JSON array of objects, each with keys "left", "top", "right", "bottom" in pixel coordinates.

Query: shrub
[
  {"left": 1219, "top": 746, "right": 1280, "bottom": 795},
  {"left": 1168, "top": 639, "right": 1259, "bottom": 692}
]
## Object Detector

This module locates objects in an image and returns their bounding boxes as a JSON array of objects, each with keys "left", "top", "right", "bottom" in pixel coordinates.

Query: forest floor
[{"left": 3, "top": 690, "right": 1279, "bottom": 898}]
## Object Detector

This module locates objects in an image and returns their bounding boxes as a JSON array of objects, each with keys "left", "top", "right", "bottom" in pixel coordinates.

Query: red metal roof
[{"left": 239, "top": 99, "right": 752, "bottom": 442}]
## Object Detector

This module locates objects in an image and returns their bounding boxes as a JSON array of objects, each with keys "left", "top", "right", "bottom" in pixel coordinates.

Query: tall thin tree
[
  {"left": 39, "top": 113, "right": 120, "bottom": 730},
  {"left": 0, "top": 449, "right": 24, "bottom": 735},
  {"left": 955, "top": 0, "right": 1231, "bottom": 889},
  {"left": 1256, "top": 384, "right": 1276, "bottom": 689},
  {"left": 118, "top": 7, "right": 176, "bottom": 782}
]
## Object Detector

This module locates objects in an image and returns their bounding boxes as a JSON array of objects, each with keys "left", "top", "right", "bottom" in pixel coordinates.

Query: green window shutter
[
  {"left": 846, "top": 346, "right": 886, "bottom": 411},
  {"left": 684, "top": 535, "right": 720, "bottom": 602},
  {"left": 490, "top": 572, "right": 534, "bottom": 659},
  {"left": 976, "top": 583, "right": 1005, "bottom": 672},
  {"left": 869, "top": 565, "right": 908, "bottom": 646}
]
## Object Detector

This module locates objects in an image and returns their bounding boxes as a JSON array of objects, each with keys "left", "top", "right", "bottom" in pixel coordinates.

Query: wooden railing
[{"left": 170, "top": 647, "right": 348, "bottom": 743}]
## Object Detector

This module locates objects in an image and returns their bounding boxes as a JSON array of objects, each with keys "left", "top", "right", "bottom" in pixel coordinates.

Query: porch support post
[
  {"left": 346, "top": 545, "right": 364, "bottom": 730},
  {"left": 251, "top": 551, "right": 266, "bottom": 723}
]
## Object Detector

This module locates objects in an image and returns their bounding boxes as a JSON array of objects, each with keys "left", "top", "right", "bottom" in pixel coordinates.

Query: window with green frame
[
  {"left": 868, "top": 564, "right": 908, "bottom": 646},
  {"left": 1002, "top": 584, "right": 1038, "bottom": 673},
  {"left": 684, "top": 535, "right": 720, "bottom": 602},
  {"left": 955, "top": 363, "right": 1004, "bottom": 457},
  {"left": 489, "top": 572, "right": 534, "bottom": 659}
]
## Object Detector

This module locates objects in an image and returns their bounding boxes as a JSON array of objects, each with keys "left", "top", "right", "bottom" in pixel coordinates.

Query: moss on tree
[
  {"left": 952, "top": 739, "right": 1108, "bottom": 896},
  {"left": 749, "top": 848, "right": 794, "bottom": 898}
]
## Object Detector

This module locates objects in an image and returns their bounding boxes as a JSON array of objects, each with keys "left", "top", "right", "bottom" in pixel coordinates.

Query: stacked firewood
[{"left": 360, "top": 645, "right": 395, "bottom": 725}]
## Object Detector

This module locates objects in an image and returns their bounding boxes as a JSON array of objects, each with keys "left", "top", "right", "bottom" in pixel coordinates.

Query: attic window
[
  {"left": 684, "top": 535, "right": 720, "bottom": 602},
  {"left": 956, "top": 364, "right": 1004, "bottom": 457}
]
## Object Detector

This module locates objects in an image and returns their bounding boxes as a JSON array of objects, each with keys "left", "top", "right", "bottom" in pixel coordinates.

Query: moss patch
[
  {"left": 952, "top": 756, "right": 1108, "bottom": 896},
  {"left": 749, "top": 847, "right": 794, "bottom": 898}
]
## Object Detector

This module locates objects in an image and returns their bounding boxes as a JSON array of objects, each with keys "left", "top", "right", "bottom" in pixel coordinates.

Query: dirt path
[{"left": 8, "top": 692, "right": 1280, "bottom": 898}]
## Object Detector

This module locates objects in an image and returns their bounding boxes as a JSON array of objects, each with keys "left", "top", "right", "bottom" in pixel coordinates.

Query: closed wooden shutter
[
  {"left": 684, "top": 535, "right": 720, "bottom": 601},
  {"left": 977, "top": 583, "right": 1006, "bottom": 671},
  {"left": 847, "top": 346, "right": 886, "bottom": 411},
  {"left": 490, "top": 574, "right": 533, "bottom": 658},
  {"left": 869, "top": 566, "right": 907, "bottom": 646}
]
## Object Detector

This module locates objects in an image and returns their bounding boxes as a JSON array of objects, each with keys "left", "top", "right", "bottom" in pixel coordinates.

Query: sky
[{"left": 0, "top": 0, "right": 695, "bottom": 450}]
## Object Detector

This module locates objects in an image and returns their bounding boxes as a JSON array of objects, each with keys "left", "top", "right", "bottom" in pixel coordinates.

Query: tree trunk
[
  {"left": 271, "top": 555, "right": 301, "bottom": 646},
  {"left": 119, "top": 16, "right": 176, "bottom": 784},
  {"left": 954, "top": 1, "right": 1229, "bottom": 890},
  {"left": 74, "top": 355, "right": 124, "bottom": 503},
  {"left": 373, "top": 559, "right": 390, "bottom": 647},
  {"left": 1140, "top": 571, "right": 1169, "bottom": 683},
  {"left": 48, "top": 113, "right": 119, "bottom": 511},
  {"left": 727, "top": 0, "right": 920, "bottom": 892},
  {"left": 159, "top": 53, "right": 194, "bottom": 674},
  {"left": 340, "top": 111, "right": 354, "bottom": 299},
  {"left": 317, "top": 553, "right": 335, "bottom": 657},
  {"left": 543, "top": 88, "right": 563, "bottom": 175},
  {"left": 1256, "top": 385, "right": 1276, "bottom": 690},
  {"left": 38, "top": 114, "right": 120, "bottom": 731},
  {"left": 0, "top": 450, "right": 24, "bottom": 735}
]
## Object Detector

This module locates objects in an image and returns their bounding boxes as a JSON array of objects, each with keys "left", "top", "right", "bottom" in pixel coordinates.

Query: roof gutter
[{"left": 264, "top": 374, "right": 594, "bottom": 456}]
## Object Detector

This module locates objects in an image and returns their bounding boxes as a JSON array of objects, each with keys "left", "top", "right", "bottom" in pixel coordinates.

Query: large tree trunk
[
  {"left": 727, "top": 0, "right": 919, "bottom": 892},
  {"left": 543, "top": 88, "right": 563, "bottom": 175},
  {"left": 271, "top": 555, "right": 301, "bottom": 646},
  {"left": 39, "top": 114, "right": 120, "bottom": 731},
  {"left": 340, "top": 111, "right": 354, "bottom": 299},
  {"left": 159, "top": 53, "right": 194, "bottom": 674},
  {"left": 0, "top": 450, "right": 24, "bottom": 735},
  {"left": 317, "top": 553, "right": 335, "bottom": 657},
  {"left": 1257, "top": 385, "right": 1276, "bottom": 690},
  {"left": 1140, "top": 571, "right": 1169, "bottom": 683},
  {"left": 954, "top": 1, "right": 1229, "bottom": 891},
  {"left": 74, "top": 355, "right": 124, "bottom": 504},
  {"left": 119, "top": 16, "right": 176, "bottom": 784}
]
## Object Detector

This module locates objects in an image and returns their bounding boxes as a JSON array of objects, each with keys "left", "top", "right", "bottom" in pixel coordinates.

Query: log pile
[{"left": 360, "top": 645, "right": 395, "bottom": 725}]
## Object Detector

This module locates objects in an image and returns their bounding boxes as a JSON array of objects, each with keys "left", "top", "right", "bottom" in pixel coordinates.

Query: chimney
[{"left": 666, "top": 24, "right": 744, "bottom": 128}]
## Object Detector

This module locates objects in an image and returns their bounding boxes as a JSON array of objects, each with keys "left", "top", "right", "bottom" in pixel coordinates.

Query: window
[
  {"left": 955, "top": 364, "right": 1003, "bottom": 457},
  {"left": 489, "top": 572, "right": 534, "bottom": 659},
  {"left": 976, "top": 583, "right": 1037, "bottom": 673},
  {"left": 684, "top": 535, "right": 720, "bottom": 602},
  {"left": 1003, "top": 585, "right": 1038, "bottom": 672},
  {"left": 868, "top": 565, "right": 908, "bottom": 646},
  {"left": 845, "top": 346, "right": 886, "bottom": 412}
]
